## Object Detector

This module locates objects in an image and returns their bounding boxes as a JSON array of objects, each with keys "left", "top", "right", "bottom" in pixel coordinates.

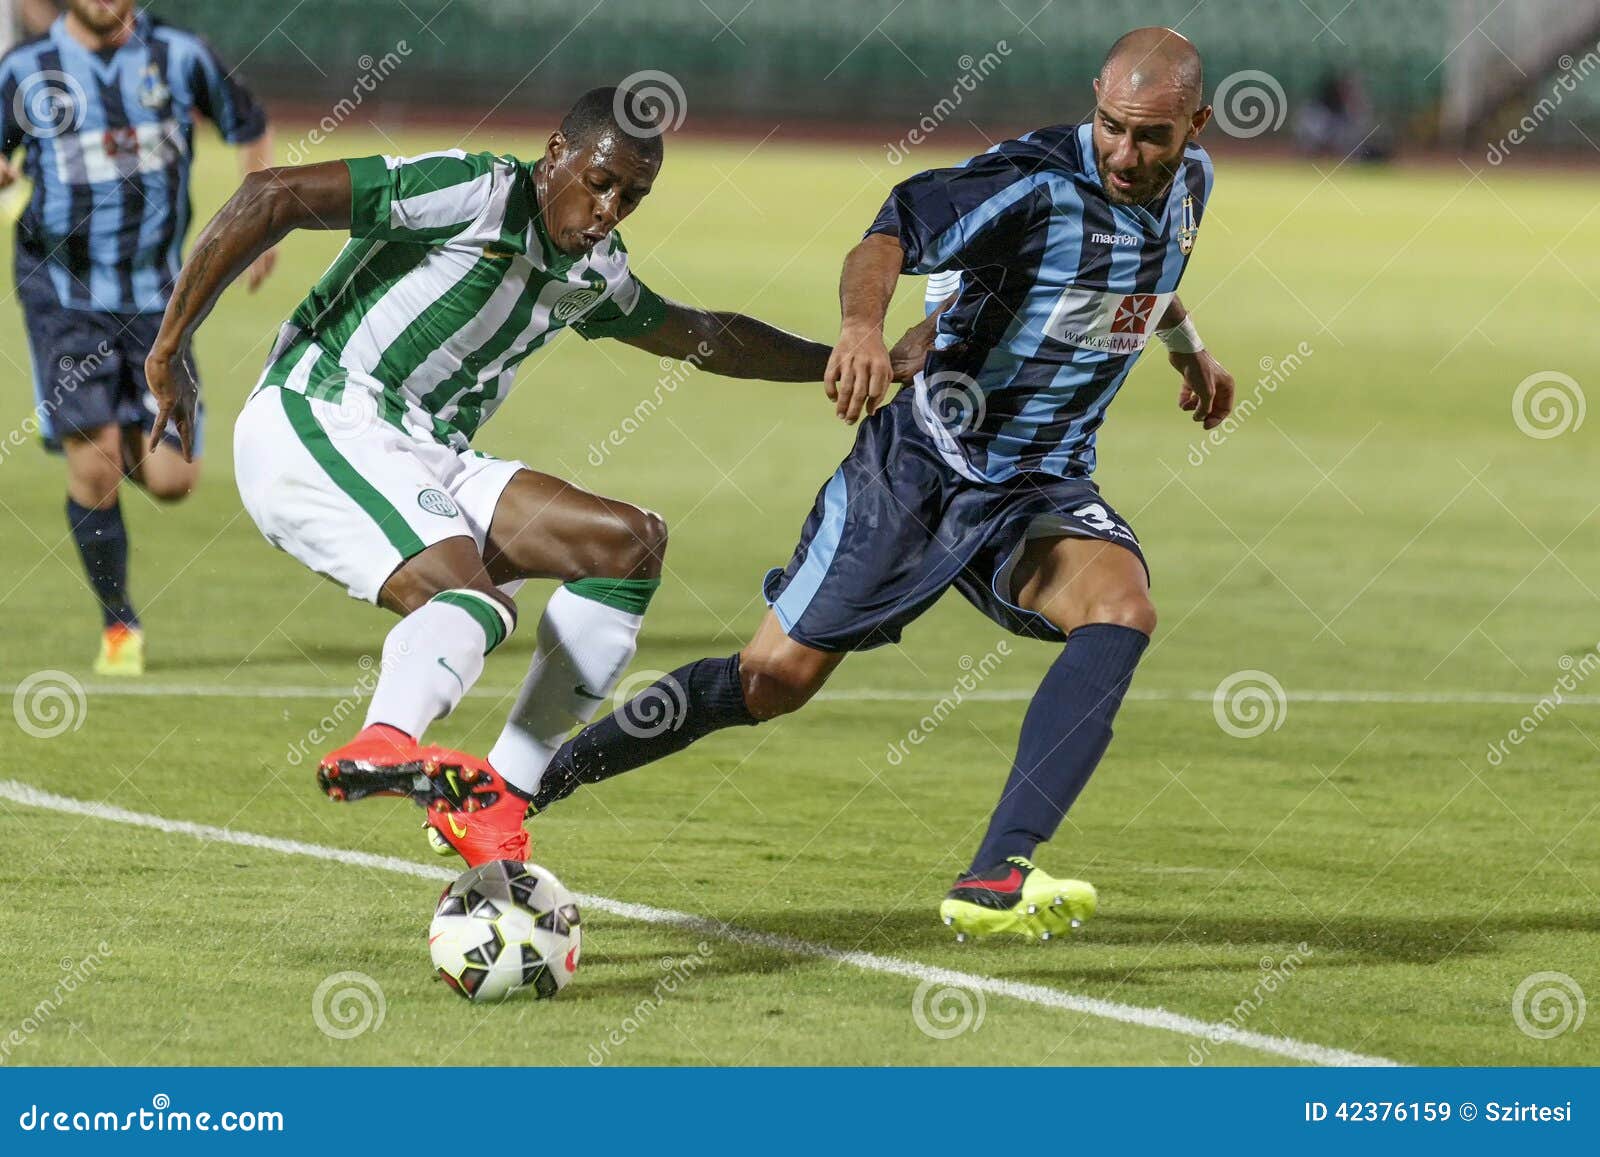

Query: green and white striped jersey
[{"left": 256, "top": 149, "right": 666, "bottom": 447}]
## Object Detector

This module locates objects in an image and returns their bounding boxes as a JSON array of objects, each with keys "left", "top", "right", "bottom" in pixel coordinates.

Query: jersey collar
[{"left": 528, "top": 164, "right": 577, "bottom": 275}]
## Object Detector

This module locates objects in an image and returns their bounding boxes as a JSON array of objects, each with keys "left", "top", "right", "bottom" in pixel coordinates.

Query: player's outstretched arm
[
  {"left": 616, "top": 299, "right": 833, "bottom": 382},
  {"left": 1158, "top": 296, "right": 1235, "bottom": 431},
  {"left": 146, "top": 162, "right": 353, "bottom": 460},
  {"left": 616, "top": 296, "right": 938, "bottom": 390}
]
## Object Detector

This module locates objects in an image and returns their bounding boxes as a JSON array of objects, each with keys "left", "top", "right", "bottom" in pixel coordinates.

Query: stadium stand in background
[{"left": 6, "top": 1, "right": 1600, "bottom": 154}]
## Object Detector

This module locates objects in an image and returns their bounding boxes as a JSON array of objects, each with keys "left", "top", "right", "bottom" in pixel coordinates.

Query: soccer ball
[{"left": 428, "top": 860, "right": 581, "bottom": 1001}]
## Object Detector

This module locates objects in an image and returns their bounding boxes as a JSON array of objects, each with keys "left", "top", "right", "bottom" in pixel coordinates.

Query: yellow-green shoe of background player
[
  {"left": 94, "top": 624, "right": 145, "bottom": 677},
  {"left": 939, "top": 856, "right": 1097, "bottom": 942}
]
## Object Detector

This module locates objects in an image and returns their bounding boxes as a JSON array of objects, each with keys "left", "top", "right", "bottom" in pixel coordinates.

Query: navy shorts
[
  {"left": 16, "top": 252, "right": 200, "bottom": 454},
  {"left": 762, "top": 393, "right": 1147, "bottom": 652}
]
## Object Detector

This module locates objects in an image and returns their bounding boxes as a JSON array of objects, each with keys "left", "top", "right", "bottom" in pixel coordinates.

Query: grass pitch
[{"left": 1, "top": 128, "right": 1598, "bottom": 1066}]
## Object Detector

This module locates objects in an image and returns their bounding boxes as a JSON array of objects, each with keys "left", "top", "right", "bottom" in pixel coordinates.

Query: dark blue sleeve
[
  {"left": 866, "top": 151, "right": 1048, "bottom": 275},
  {"left": 0, "top": 53, "right": 23, "bottom": 157},
  {"left": 190, "top": 35, "right": 268, "bottom": 144}
]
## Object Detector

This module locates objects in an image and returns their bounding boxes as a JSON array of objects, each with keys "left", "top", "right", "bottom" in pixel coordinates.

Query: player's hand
[
  {"left": 0, "top": 156, "right": 19, "bottom": 190},
  {"left": 826, "top": 323, "right": 893, "bottom": 424},
  {"left": 245, "top": 246, "right": 278, "bottom": 292},
  {"left": 1172, "top": 349, "right": 1235, "bottom": 430},
  {"left": 887, "top": 294, "right": 955, "bottom": 384},
  {"left": 146, "top": 339, "right": 200, "bottom": 462}
]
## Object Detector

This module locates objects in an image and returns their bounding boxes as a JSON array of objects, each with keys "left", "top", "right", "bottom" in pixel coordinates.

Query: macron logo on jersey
[
  {"left": 1090, "top": 231, "right": 1141, "bottom": 247},
  {"left": 1043, "top": 288, "right": 1174, "bottom": 354}
]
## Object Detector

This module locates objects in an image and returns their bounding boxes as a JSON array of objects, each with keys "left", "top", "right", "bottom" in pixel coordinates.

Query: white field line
[
  {"left": 0, "top": 778, "right": 1401, "bottom": 1068},
  {"left": 2, "top": 681, "right": 1590, "bottom": 707}
]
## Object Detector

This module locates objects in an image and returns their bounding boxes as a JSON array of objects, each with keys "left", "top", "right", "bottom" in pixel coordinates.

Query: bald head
[
  {"left": 1100, "top": 26, "right": 1204, "bottom": 116},
  {"left": 1090, "top": 27, "right": 1210, "bottom": 204}
]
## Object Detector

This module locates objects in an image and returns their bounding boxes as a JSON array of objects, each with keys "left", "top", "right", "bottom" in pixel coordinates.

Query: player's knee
[
  {"left": 584, "top": 504, "right": 667, "bottom": 580},
  {"left": 143, "top": 468, "right": 199, "bottom": 503},
  {"left": 1083, "top": 590, "right": 1157, "bottom": 637},
  {"left": 625, "top": 507, "right": 669, "bottom": 577},
  {"left": 737, "top": 650, "right": 824, "bottom": 720},
  {"left": 65, "top": 440, "right": 124, "bottom": 506}
]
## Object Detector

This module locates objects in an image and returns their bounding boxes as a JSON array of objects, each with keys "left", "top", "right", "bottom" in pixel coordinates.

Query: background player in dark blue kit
[
  {"left": 0, "top": 0, "right": 273, "bottom": 675},
  {"left": 447, "top": 27, "right": 1240, "bottom": 940}
]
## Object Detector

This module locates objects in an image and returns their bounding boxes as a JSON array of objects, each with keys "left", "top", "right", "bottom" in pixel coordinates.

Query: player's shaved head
[
  {"left": 1090, "top": 27, "right": 1211, "bottom": 205},
  {"left": 1099, "top": 27, "right": 1205, "bottom": 115},
  {"left": 559, "top": 86, "right": 667, "bottom": 166}
]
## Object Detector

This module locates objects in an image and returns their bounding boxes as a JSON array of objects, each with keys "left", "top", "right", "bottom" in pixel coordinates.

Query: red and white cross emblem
[{"left": 1110, "top": 293, "right": 1159, "bottom": 335}]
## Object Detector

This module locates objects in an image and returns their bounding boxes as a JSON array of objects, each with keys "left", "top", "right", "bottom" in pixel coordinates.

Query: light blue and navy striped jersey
[
  {"left": 870, "top": 121, "right": 1214, "bottom": 482},
  {"left": 0, "top": 11, "right": 266, "bottom": 313}
]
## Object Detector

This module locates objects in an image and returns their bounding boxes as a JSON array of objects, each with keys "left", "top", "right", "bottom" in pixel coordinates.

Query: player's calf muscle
[{"left": 737, "top": 617, "right": 841, "bottom": 718}]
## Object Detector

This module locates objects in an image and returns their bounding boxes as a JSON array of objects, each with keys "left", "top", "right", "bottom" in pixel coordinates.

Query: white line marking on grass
[
  {"left": 2, "top": 681, "right": 1587, "bottom": 707},
  {"left": 0, "top": 778, "right": 1401, "bottom": 1068}
]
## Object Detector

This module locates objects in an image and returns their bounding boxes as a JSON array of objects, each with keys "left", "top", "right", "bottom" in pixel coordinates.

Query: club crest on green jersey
[{"left": 552, "top": 288, "right": 601, "bottom": 323}]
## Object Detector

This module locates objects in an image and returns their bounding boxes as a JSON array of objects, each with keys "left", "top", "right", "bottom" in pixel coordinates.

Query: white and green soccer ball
[{"left": 429, "top": 860, "right": 581, "bottom": 1001}]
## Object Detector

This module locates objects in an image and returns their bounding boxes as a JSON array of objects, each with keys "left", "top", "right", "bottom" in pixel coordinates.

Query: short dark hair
[{"left": 559, "top": 85, "right": 666, "bottom": 162}]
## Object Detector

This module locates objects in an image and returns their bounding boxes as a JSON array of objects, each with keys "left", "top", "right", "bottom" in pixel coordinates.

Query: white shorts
[{"left": 234, "top": 385, "right": 526, "bottom": 603}]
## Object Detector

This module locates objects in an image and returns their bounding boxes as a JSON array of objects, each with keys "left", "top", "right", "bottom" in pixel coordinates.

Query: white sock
[
  {"left": 489, "top": 584, "right": 648, "bottom": 795},
  {"left": 364, "top": 589, "right": 516, "bottom": 739}
]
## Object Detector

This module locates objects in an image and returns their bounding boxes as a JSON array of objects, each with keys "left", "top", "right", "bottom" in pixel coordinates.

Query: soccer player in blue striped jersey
[
  {"left": 0, "top": 0, "right": 274, "bottom": 675},
  {"left": 531, "top": 28, "right": 1240, "bottom": 941}
]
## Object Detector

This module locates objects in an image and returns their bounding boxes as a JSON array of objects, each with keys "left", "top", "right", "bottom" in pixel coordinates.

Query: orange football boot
[
  {"left": 418, "top": 747, "right": 531, "bottom": 868},
  {"left": 316, "top": 723, "right": 429, "bottom": 801}
]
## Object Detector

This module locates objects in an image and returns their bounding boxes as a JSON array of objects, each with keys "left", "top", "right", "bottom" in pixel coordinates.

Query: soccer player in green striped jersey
[{"left": 144, "top": 86, "right": 935, "bottom": 865}]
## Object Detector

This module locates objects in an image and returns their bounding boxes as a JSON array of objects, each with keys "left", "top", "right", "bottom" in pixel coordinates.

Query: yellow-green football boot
[
  {"left": 94, "top": 624, "right": 145, "bottom": 677},
  {"left": 939, "top": 856, "right": 1097, "bottom": 942}
]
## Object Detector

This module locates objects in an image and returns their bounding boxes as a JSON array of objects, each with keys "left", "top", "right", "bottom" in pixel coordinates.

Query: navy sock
[
  {"left": 67, "top": 497, "right": 138, "bottom": 628},
  {"left": 532, "top": 654, "right": 758, "bottom": 810},
  {"left": 968, "top": 624, "right": 1149, "bottom": 872}
]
